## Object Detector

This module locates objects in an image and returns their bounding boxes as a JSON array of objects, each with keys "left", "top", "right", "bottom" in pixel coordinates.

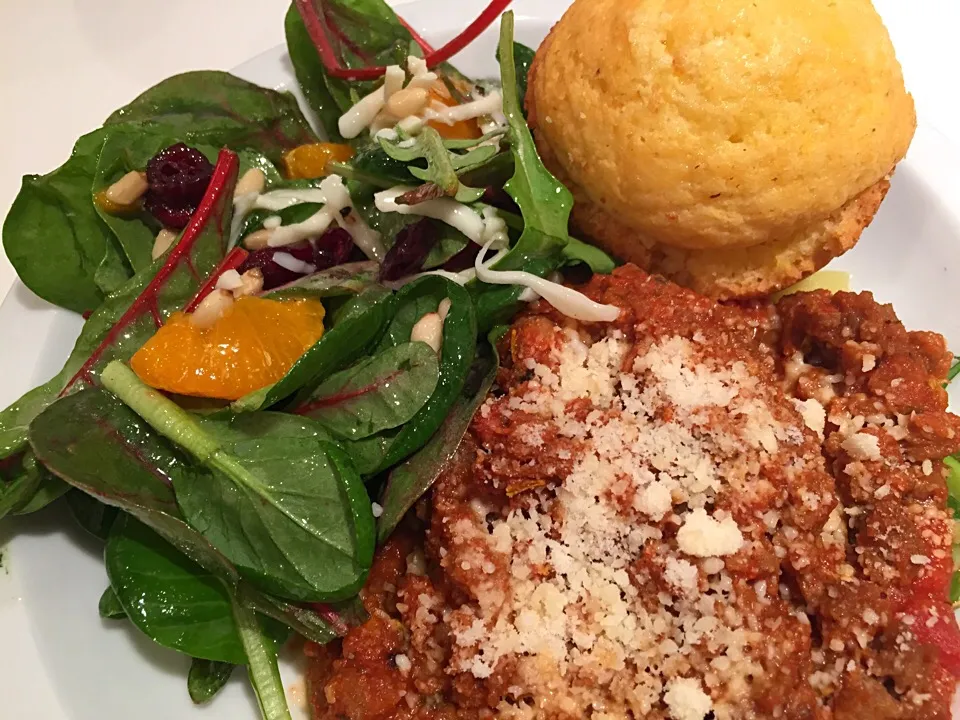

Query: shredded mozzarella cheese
[
  {"left": 338, "top": 86, "right": 386, "bottom": 139},
  {"left": 423, "top": 91, "right": 503, "bottom": 126},
  {"left": 475, "top": 241, "right": 620, "bottom": 323}
]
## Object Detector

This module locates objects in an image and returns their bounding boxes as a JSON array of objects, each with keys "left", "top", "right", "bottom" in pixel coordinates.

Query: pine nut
[
  {"left": 410, "top": 312, "right": 443, "bottom": 353},
  {"left": 215, "top": 269, "right": 244, "bottom": 291},
  {"left": 190, "top": 289, "right": 234, "bottom": 329},
  {"left": 151, "top": 228, "right": 179, "bottom": 260},
  {"left": 105, "top": 171, "right": 149, "bottom": 206},
  {"left": 234, "top": 168, "right": 266, "bottom": 198},
  {"left": 437, "top": 297, "right": 452, "bottom": 320},
  {"left": 386, "top": 87, "right": 429, "bottom": 119},
  {"left": 232, "top": 268, "right": 264, "bottom": 298},
  {"left": 243, "top": 229, "right": 273, "bottom": 250}
]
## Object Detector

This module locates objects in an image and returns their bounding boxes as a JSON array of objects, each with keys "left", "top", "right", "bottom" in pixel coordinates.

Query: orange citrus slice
[
  {"left": 131, "top": 297, "right": 325, "bottom": 400},
  {"left": 283, "top": 143, "right": 355, "bottom": 179},
  {"left": 427, "top": 86, "right": 483, "bottom": 141}
]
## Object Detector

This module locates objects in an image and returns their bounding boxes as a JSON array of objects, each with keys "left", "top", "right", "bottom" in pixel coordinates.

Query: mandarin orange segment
[
  {"left": 130, "top": 297, "right": 325, "bottom": 400},
  {"left": 283, "top": 143, "right": 355, "bottom": 179},
  {"left": 427, "top": 87, "right": 482, "bottom": 140}
]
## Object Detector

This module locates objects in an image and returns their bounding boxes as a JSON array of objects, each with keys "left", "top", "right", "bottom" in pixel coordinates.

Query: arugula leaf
[
  {"left": 496, "top": 41, "right": 536, "bottom": 118},
  {"left": 0, "top": 150, "right": 239, "bottom": 473},
  {"left": 371, "top": 277, "right": 477, "bottom": 472},
  {"left": 189, "top": 659, "right": 235, "bottom": 705},
  {"left": 98, "top": 586, "right": 127, "bottom": 620},
  {"left": 285, "top": 3, "right": 347, "bottom": 142},
  {"left": 233, "top": 285, "right": 397, "bottom": 413},
  {"left": 378, "top": 128, "right": 498, "bottom": 200},
  {"left": 106, "top": 515, "right": 287, "bottom": 664},
  {"left": 470, "top": 13, "right": 616, "bottom": 331},
  {"left": 298, "top": 342, "right": 439, "bottom": 440},
  {"left": 28, "top": 386, "right": 339, "bottom": 646},
  {"left": 377, "top": 329, "right": 502, "bottom": 543},
  {"left": 101, "top": 362, "right": 375, "bottom": 602}
]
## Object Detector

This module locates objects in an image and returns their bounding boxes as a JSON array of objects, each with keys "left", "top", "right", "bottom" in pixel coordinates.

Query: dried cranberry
[
  {"left": 239, "top": 245, "right": 305, "bottom": 290},
  {"left": 144, "top": 143, "right": 214, "bottom": 229},
  {"left": 442, "top": 241, "right": 481, "bottom": 272},
  {"left": 380, "top": 220, "right": 437, "bottom": 281},
  {"left": 313, "top": 228, "right": 353, "bottom": 270}
]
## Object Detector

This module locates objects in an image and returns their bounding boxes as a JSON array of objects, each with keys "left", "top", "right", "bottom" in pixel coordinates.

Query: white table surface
[{"left": 0, "top": 0, "right": 957, "bottom": 304}]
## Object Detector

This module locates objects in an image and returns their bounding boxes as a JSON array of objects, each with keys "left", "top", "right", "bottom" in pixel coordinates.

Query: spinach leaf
[
  {"left": 106, "top": 515, "right": 284, "bottom": 664},
  {"left": 298, "top": 342, "right": 439, "bottom": 440},
  {"left": 92, "top": 129, "right": 165, "bottom": 273},
  {"left": 2, "top": 131, "right": 129, "bottom": 313},
  {"left": 66, "top": 490, "right": 119, "bottom": 540},
  {"left": 106, "top": 72, "right": 316, "bottom": 164},
  {"left": 189, "top": 659, "right": 235, "bottom": 705},
  {"left": 28, "top": 387, "right": 339, "bottom": 646},
  {"left": 370, "top": 277, "right": 477, "bottom": 472},
  {"left": 234, "top": 285, "right": 397, "bottom": 413},
  {"left": 293, "top": 0, "right": 416, "bottom": 116},
  {"left": 98, "top": 586, "right": 127, "bottom": 620},
  {"left": 422, "top": 223, "right": 471, "bottom": 270},
  {"left": 11, "top": 466, "right": 69, "bottom": 515},
  {"left": 102, "top": 362, "right": 375, "bottom": 602},
  {"left": 0, "top": 454, "right": 43, "bottom": 519},
  {"left": 0, "top": 150, "right": 239, "bottom": 469},
  {"left": 377, "top": 329, "right": 501, "bottom": 543},
  {"left": 284, "top": 3, "right": 346, "bottom": 142},
  {"left": 341, "top": 429, "right": 400, "bottom": 476}
]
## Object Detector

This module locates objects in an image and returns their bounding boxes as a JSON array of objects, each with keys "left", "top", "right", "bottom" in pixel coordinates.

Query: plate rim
[{"left": 3, "top": 2, "right": 960, "bottom": 718}]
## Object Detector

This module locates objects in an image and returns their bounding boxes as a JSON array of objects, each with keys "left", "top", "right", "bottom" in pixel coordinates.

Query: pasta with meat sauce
[{"left": 305, "top": 265, "right": 960, "bottom": 720}]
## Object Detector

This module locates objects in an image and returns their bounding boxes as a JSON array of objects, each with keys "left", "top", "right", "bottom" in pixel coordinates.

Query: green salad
[{"left": 0, "top": 3, "right": 619, "bottom": 718}]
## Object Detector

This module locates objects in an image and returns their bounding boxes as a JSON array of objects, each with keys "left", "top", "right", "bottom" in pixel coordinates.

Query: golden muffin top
[{"left": 530, "top": 0, "right": 916, "bottom": 251}]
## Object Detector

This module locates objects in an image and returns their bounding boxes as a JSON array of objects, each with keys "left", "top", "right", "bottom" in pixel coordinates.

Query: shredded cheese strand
[{"left": 475, "top": 240, "right": 621, "bottom": 322}]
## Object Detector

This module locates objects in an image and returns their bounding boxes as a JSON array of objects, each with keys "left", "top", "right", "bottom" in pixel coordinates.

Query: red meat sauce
[{"left": 306, "top": 265, "right": 960, "bottom": 720}]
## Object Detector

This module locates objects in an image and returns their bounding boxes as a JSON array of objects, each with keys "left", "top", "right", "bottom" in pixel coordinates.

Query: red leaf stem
[{"left": 295, "top": 0, "right": 511, "bottom": 81}]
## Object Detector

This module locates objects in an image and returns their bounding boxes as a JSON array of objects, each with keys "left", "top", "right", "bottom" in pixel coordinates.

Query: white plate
[{"left": 2, "top": 1, "right": 960, "bottom": 718}]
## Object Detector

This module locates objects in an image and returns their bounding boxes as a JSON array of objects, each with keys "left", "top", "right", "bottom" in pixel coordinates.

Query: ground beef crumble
[{"left": 306, "top": 266, "right": 960, "bottom": 720}]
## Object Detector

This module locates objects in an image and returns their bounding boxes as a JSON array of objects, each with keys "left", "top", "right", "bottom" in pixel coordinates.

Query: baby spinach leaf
[
  {"left": 66, "top": 490, "right": 120, "bottom": 541},
  {"left": 106, "top": 515, "right": 275, "bottom": 665},
  {"left": 341, "top": 429, "right": 400, "bottom": 476},
  {"left": 0, "top": 150, "right": 239, "bottom": 468},
  {"left": 422, "top": 224, "right": 471, "bottom": 269},
  {"left": 371, "top": 277, "right": 477, "bottom": 472},
  {"left": 106, "top": 71, "right": 316, "bottom": 164},
  {"left": 285, "top": 3, "right": 346, "bottom": 142},
  {"left": 92, "top": 129, "right": 166, "bottom": 273},
  {"left": 11, "top": 468, "right": 69, "bottom": 515},
  {"left": 298, "top": 342, "right": 439, "bottom": 440},
  {"left": 2, "top": 131, "right": 128, "bottom": 313},
  {"left": 376, "top": 329, "right": 501, "bottom": 543},
  {"left": 101, "top": 362, "right": 375, "bottom": 603},
  {"left": 0, "top": 454, "right": 43, "bottom": 519},
  {"left": 234, "top": 285, "right": 397, "bottom": 413},
  {"left": 189, "top": 659, "right": 235, "bottom": 705},
  {"left": 98, "top": 586, "right": 127, "bottom": 620},
  {"left": 29, "top": 387, "right": 339, "bottom": 646}
]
